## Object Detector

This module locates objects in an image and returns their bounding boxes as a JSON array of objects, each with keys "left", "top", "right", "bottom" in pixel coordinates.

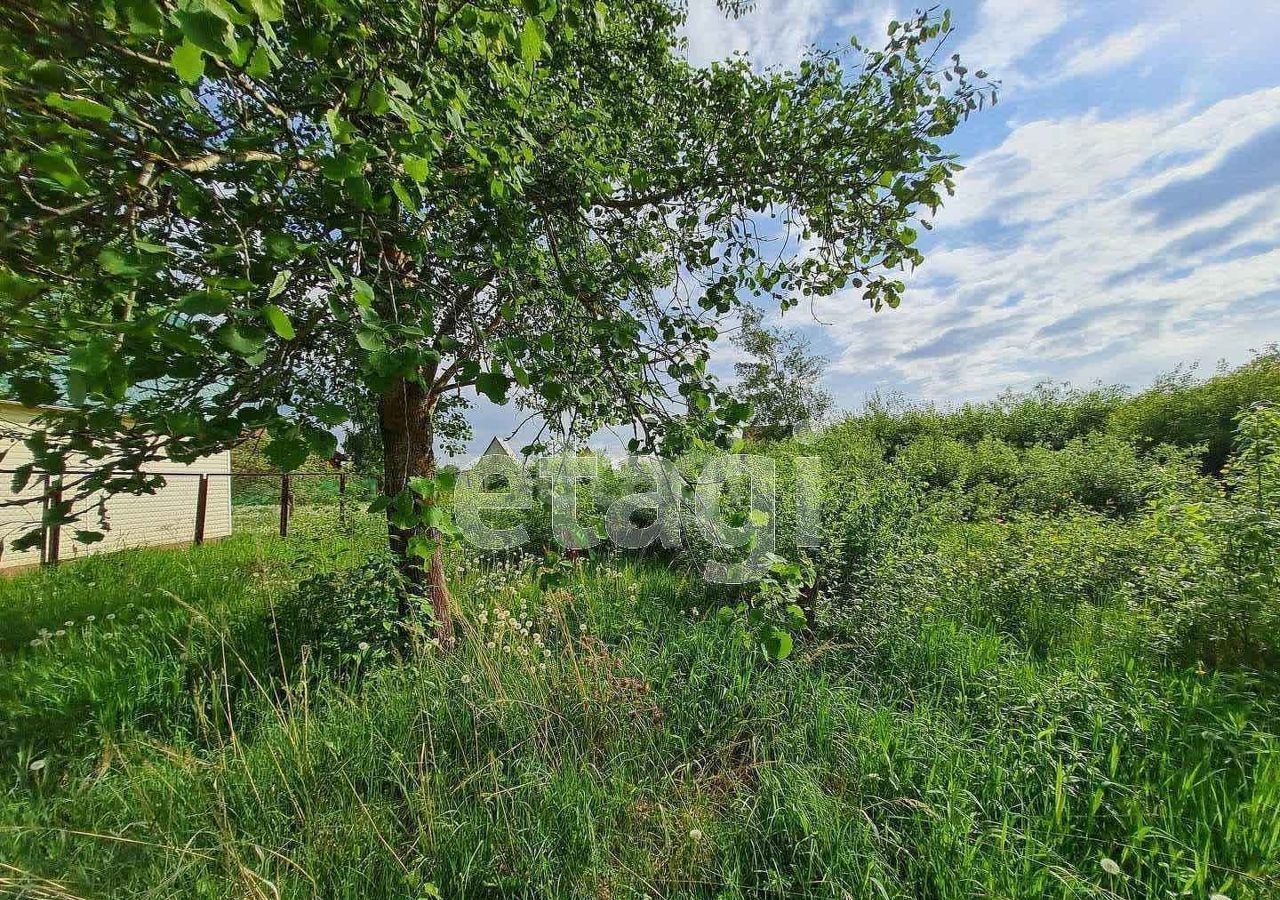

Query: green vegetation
[
  {"left": 0, "top": 0, "right": 994, "bottom": 625},
  {"left": 2, "top": 356, "right": 1279, "bottom": 898}
]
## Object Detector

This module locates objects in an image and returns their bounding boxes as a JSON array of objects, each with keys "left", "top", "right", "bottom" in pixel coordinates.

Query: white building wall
[{"left": 0, "top": 403, "right": 232, "bottom": 570}]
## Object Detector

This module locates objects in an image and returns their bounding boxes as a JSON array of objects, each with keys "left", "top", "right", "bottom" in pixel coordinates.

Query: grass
[{"left": 0, "top": 503, "right": 1277, "bottom": 899}]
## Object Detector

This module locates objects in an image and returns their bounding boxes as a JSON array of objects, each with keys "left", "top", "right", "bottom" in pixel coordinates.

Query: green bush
[
  {"left": 1121, "top": 403, "right": 1280, "bottom": 667},
  {"left": 892, "top": 433, "right": 972, "bottom": 488},
  {"left": 1016, "top": 432, "right": 1153, "bottom": 515},
  {"left": 280, "top": 554, "right": 412, "bottom": 671},
  {"left": 1109, "top": 348, "right": 1280, "bottom": 471}
]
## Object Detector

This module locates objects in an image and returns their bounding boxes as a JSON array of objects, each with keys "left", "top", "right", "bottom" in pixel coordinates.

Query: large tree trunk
[{"left": 378, "top": 376, "right": 454, "bottom": 648}]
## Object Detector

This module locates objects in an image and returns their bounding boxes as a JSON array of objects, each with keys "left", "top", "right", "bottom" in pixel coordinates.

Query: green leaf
[
  {"left": 355, "top": 328, "right": 385, "bottom": 352},
  {"left": 261, "top": 303, "right": 294, "bottom": 339},
  {"left": 350, "top": 276, "right": 375, "bottom": 308},
  {"left": 365, "top": 81, "right": 390, "bottom": 115},
  {"left": 401, "top": 153, "right": 429, "bottom": 183},
  {"left": 312, "top": 401, "right": 348, "bottom": 425},
  {"left": 386, "top": 73, "right": 412, "bottom": 98},
  {"left": 423, "top": 505, "right": 450, "bottom": 529},
  {"left": 170, "top": 40, "right": 205, "bottom": 84},
  {"left": 156, "top": 324, "right": 207, "bottom": 355},
  {"left": 97, "top": 248, "right": 140, "bottom": 277},
  {"left": 391, "top": 178, "right": 416, "bottom": 213},
  {"left": 248, "top": 0, "right": 284, "bottom": 22},
  {"left": 175, "top": 9, "right": 232, "bottom": 57},
  {"left": 264, "top": 435, "right": 309, "bottom": 471},
  {"left": 11, "top": 377, "right": 58, "bottom": 407},
  {"left": 246, "top": 46, "right": 271, "bottom": 78},
  {"left": 476, "top": 371, "right": 511, "bottom": 404},
  {"left": 520, "top": 17, "right": 545, "bottom": 67},
  {"left": 747, "top": 508, "right": 770, "bottom": 527},
  {"left": 179, "top": 290, "right": 231, "bottom": 316},
  {"left": 304, "top": 426, "right": 338, "bottom": 458},
  {"left": 215, "top": 322, "right": 267, "bottom": 355},
  {"left": 69, "top": 337, "right": 113, "bottom": 374},
  {"left": 325, "top": 107, "right": 354, "bottom": 143},
  {"left": 761, "top": 627, "right": 793, "bottom": 660},
  {"left": 267, "top": 268, "right": 291, "bottom": 298},
  {"left": 31, "top": 149, "right": 86, "bottom": 191},
  {"left": 0, "top": 270, "right": 45, "bottom": 301},
  {"left": 343, "top": 175, "right": 373, "bottom": 208},
  {"left": 45, "top": 93, "right": 113, "bottom": 122},
  {"left": 120, "top": 0, "right": 164, "bottom": 33},
  {"left": 407, "top": 535, "right": 438, "bottom": 560},
  {"left": 66, "top": 370, "right": 87, "bottom": 405}
]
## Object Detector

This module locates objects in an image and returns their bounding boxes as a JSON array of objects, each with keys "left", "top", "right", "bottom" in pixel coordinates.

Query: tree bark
[{"left": 377, "top": 376, "right": 455, "bottom": 648}]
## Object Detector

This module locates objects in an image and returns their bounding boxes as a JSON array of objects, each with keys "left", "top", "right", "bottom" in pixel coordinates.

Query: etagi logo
[{"left": 451, "top": 452, "right": 823, "bottom": 584}]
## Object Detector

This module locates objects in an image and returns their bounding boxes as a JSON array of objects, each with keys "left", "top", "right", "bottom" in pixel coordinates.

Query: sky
[{"left": 455, "top": 0, "right": 1280, "bottom": 459}]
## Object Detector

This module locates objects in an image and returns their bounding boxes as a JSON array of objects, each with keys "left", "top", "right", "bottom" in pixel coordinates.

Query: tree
[
  {"left": 731, "top": 306, "right": 834, "bottom": 435},
  {"left": 0, "top": 0, "right": 993, "bottom": 640}
]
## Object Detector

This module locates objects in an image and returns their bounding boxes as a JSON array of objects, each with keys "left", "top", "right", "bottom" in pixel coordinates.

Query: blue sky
[{"left": 455, "top": 0, "right": 1280, "bottom": 458}]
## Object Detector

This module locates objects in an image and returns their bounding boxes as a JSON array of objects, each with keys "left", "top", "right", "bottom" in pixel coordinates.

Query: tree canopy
[
  {"left": 732, "top": 306, "right": 835, "bottom": 434},
  {"left": 0, "top": 0, "right": 992, "bottom": 593}
]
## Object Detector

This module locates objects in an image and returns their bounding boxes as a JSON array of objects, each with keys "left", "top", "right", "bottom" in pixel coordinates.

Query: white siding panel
[
  {"left": 0, "top": 406, "right": 45, "bottom": 569},
  {"left": 1, "top": 403, "right": 234, "bottom": 570}
]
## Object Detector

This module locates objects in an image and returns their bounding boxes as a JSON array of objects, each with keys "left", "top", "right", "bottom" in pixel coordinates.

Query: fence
[{"left": 0, "top": 469, "right": 379, "bottom": 569}]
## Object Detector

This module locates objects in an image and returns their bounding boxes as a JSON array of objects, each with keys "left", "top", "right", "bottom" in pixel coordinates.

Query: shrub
[
  {"left": 892, "top": 433, "right": 972, "bottom": 488},
  {"left": 996, "top": 381, "right": 1124, "bottom": 449},
  {"left": 1123, "top": 403, "right": 1280, "bottom": 667},
  {"left": 1108, "top": 348, "right": 1280, "bottom": 472},
  {"left": 280, "top": 554, "right": 412, "bottom": 672},
  {"left": 854, "top": 511, "right": 1141, "bottom": 656},
  {"left": 1017, "top": 432, "right": 1153, "bottom": 515},
  {"left": 962, "top": 435, "right": 1023, "bottom": 490}
]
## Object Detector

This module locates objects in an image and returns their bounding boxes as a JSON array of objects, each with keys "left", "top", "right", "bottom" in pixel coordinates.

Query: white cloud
[
  {"left": 682, "top": 0, "right": 833, "bottom": 69},
  {"left": 808, "top": 87, "right": 1280, "bottom": 404},
  {"left": 957, "top": 0, "right": 1070, "bottom": 85},
  {"left": 1050, "top": 23, "right": 1172, "bottom": 81}
]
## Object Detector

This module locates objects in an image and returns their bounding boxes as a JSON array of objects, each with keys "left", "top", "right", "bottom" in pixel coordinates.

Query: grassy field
[{"left": 2, "top": 359, "right": 1280, "bottom": 899}]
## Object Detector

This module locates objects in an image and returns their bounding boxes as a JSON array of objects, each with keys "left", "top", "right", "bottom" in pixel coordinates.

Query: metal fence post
[
  {"left": 194, "top": 474, "right": 210, "bottom": 546},
  {"left": 279, "top": 474, "right": 291, "bottom": 537},
  {"left": 39, "top": 474, "right": 50, "bottom": 566},
  {"left": 46, "top": 477, "right": 62, "bottom": 566}
]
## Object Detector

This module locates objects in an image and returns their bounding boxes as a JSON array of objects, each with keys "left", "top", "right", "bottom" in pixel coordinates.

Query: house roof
[{"left": 482, "top": 436, "right": 515, "bottom": 458}]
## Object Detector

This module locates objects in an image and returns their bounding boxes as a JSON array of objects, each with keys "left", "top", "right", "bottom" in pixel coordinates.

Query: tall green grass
[
  {"left": 2, "top": 353, "right": 1279, "bottom": 897},
  {"left": 1, "top": 519, "right": 1276, "bottom": 898}
]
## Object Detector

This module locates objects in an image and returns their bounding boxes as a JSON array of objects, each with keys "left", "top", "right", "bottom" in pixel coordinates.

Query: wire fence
[{"left": 0, "top": 469, "right": 383, "bottom": 568}]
